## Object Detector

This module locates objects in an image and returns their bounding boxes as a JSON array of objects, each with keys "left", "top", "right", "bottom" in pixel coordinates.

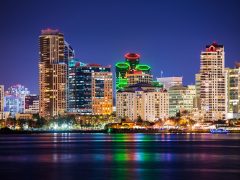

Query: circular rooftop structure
[
  {"left": 116, "top": 62, "right": 130, "bottom": 69},
  {"left": 124, "top": 53, "right": 140, "bottom": 60}
]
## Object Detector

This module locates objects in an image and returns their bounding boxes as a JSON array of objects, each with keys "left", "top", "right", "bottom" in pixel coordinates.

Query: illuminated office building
[
  {"left": 116, "top": 85, "right": 169, "bottom": 121},
  {"left": 116, "top": 53, "right": 167, "bottom": 121},
  {"left": 168, "top": 85, "right": 196, "bottom": 117},
  {"left": 126, "top": 73, "right": 153, "bottom": 86},
  {"left": 92, "top": 72, "right": 113, "bottom": 115},
  {"left": 225, "top": 63, "right": 240, "bottom": 119},
  {"left": 4, "top": 84, "right": 30, "bottom": 117},
  {"left": 115, "top": 53, "right": 152, "bottom": 91},
  {"left": 156, "top": 76, "right": 183, "bottom": 90},
  {"left": 186, "top": 85, "right": 198, "bottom": 110},
  {"left": 195, "top": 73, "right": 201, "bottom": 109},
  {"left": 39, "top": 28, "right": 74, "bottom": 118},
  {"left": 68, "top": 59, "right": 112, "bottom": 114},
  {"left": 64, "top": 41, "right": 75, "bottom": 61},
  {"left": 0, "top": 85, "right": 3, "bottom": 113},
  {"left": 199, "top": 42, "right": 226, "bottom": 121},
  {"left": 24, "top": 94, "right": 39, "bottom": 114}
]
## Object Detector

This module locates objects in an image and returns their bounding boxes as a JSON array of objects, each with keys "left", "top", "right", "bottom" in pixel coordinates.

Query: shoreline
[{"left": 1, "top": 128, "right": 240, "bottom": 134}]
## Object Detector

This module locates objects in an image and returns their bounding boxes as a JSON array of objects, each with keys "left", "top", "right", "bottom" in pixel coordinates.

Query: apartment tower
[
  {"left": 39, "top": 29, "right": 69, "bottom": 118},
  {"left": 0, "top": 85, "right": 4, "bottom": 113},
  {"left": 200, "top": 42, "right": 226, "bottom": 121}
]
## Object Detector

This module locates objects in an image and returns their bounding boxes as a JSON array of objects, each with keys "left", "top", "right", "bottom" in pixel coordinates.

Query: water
[{"left": 0, "top": 133, "right": 239, "bottom": 180}]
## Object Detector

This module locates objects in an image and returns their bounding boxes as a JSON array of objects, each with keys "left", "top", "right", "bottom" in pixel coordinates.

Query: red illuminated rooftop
[
  {"left": 206, "top": 42, "right": 224, "bottom": 51},
  {"left": 125, "top": 53, "right": 140, "bottom": 60}
]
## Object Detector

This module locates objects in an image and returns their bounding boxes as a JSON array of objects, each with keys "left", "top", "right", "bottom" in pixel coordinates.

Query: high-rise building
[
  {"left": 126, "top": 73, "right": 153, "bottom": 86},
  {"left": 199, "top": 42, "right": 226, "bottom": 121},
  {"left": 168, "top": 85, "right": 196, "bottom": 117},
  {"left": 64, "top": 41, "right": 75, "bottom": 61},
  {"left": 156, "top": 76, "right": 183, "bottom": 90},
  {"left": 68, "top": 59, "right": 112, "bottom": 114},
  {"left": 195, "top": 73, "right": 201, "bottom": 109},
  {"left": 4, "top": 84, "right": 30, "bottom": 117},
  {"left": 24, "top": 94, "right": 39, "bottom": 114},
  {"left": 115, "top": 53, "right": 167, "bottom": 121},
  {"left": 39, "top": 28, "right": 74, "bottom": 118},
  {"left": 67, "top": 59, "right": 86, "bottom": 113},
  {"left": 186, "top": 85, "right": 197, "bottom": 110},
  {"left": 116, "top": 85, "right": 169, "bottom": 121},
  {"left": 92, "top": 72, "right": 113, "bottom": 115},
  {"left": 115, "top": 53, "right": 152, "bottom": 91},
  {"left": 225, "top": 63, "right": 240, "bottom": 119},
  {"left": 0, "top": 85, "right": 4, "bottom": 112}
]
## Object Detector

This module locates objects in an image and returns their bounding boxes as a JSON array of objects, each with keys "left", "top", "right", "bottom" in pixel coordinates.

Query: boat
[{"left": 210, "top": 128, "right": 229, "bottom": 134}]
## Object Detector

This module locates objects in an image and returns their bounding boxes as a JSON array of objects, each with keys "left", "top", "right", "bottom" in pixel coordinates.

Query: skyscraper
[
  {"left": 39, "top": 29, "right": 74, "bottom": 118},
  {"left": 67, "top": 59, "right": 112, "bottom": 114},
  {"left": 115, "top": 53, "right": 152, "bottom": 91},
  {"left": 116, "top": 53, "right": 168, "bottom": 121},
  {"left": 0, "top": 85, "right": 7, "bottom": 120},
  {"left": 195, "top": 73, "right": 201, "bottom": 110},
  {"left": 64, "top": 41, "right": 75, "bottom": 61},
  {"left": 0, "top": 85, "right": 4, "bottom": 113},
  {"left": 199, "top": 42, "right": 226, "bottom": 121},
  {"left": 225, "top": 62, "right": 240, "bottom": 119},
  {"left": 92, "top": 72, "right": 113, "bottom": 115}
]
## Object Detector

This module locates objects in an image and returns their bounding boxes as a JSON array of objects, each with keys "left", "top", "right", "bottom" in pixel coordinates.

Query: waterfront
[{"left": 0, "top": 133, "right": 239, "bottom": 180}]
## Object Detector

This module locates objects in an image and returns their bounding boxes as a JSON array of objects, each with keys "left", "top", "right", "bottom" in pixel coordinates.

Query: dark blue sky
[{"left": 0, "top": 0, "right": 240, "bottom": 93}]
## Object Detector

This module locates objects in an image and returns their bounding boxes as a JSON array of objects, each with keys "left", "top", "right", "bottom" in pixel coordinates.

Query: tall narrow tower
[
  {"left": 39, "top": 29, "right": 67, "bottom": 118},
  {"left": 200, "top": 42, "right": 226, "bottom": 121},
  {"left": 0, "top": 85, "right": 4, "bottom": 113}
]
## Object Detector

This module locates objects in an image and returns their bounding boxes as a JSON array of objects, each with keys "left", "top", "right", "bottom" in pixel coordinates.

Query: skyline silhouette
[{"left": 1, "top": 0, "right": 240, "bottom": 93}]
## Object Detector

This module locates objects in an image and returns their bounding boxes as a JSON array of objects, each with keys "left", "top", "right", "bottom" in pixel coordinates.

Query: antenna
[{"left": 161, "top": 70, "right": 163, "bottom": 78}]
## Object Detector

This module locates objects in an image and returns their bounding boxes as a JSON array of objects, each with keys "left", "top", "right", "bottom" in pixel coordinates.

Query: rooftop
[{"left": 41, "top": 28, "right": 62, "bottom": 35}]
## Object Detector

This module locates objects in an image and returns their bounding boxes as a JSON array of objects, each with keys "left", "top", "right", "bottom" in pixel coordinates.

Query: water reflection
[{"left": 0, "top": 133, "right": 239, "bottom": 179}]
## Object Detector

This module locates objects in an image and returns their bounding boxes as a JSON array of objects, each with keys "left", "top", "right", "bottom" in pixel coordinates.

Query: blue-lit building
[
  {"left": 4, "top": 84, "right": 30, "bottom": 117},
  {"left": 67, "top": 59, "right": 112, "bottom": 114}
]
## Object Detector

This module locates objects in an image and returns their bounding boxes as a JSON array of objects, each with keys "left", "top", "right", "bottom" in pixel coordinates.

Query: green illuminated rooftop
[
  {"left": 116, "top": 62, "right": 130, "bottom": 69},
  {"left": 136, "top": 64, "right": 151, "bottom": 71}
]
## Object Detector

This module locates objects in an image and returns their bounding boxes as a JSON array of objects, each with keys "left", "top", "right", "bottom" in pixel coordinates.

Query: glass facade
[{"left": 68, "top": 60, "right": 111, "bottom": 114}]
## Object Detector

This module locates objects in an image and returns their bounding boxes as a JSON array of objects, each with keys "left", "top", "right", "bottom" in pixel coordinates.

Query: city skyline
[
  {"left": 1, "top": 0, "right": 240, "bottom": 93},
  {"left": 1, "top": 2, "right": 240, "bottom": 179}
]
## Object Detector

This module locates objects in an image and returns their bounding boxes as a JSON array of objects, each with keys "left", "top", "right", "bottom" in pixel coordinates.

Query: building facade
[
  {"left": 168, "top": 85, "right": 196, "bottom": 117},
  {"left": 126, "top": 73, "right": 153, "bottom": 86},
  {"left": 157, "top": 76, "right": 183, "bottom": 90},
  {"left": 0, "top": 85, "right": 4, "bottom": 113},
  {"left": 39, "top": 28, "right": 73, "bottom": 118},
  {"left": 92, "top": 72, "right": 113, "bottom": 115},
  {"left": 199, "top": 42, "right": 226, "bottom": 121},
  {"left": 24, "top": 94, "right": 39, "bottom": 114},
  {"left": 195, "top": 73, "right": 201, "bottom": 109},
  {"left": 115, "top": 53, "right": 152, "bottom": 91},
  {"left": 116, "top": 87, "right": 169, "bottom": 121},
  {"left": 225, "top": 63, "right": 240, "bottom": 119},
  {"left": 68, "top": 59, "right": 112, "bottom": 114},
  {"left": 15, "top": 113, "right": 33, "bottom": 120},
  {"left": 4, "top": 84, "right": 30, "bottom": 117}
]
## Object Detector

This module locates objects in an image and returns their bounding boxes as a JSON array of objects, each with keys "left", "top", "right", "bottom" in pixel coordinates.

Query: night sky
[{"left": 0, "top": 0, "right": 240, "bottom": 94}]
